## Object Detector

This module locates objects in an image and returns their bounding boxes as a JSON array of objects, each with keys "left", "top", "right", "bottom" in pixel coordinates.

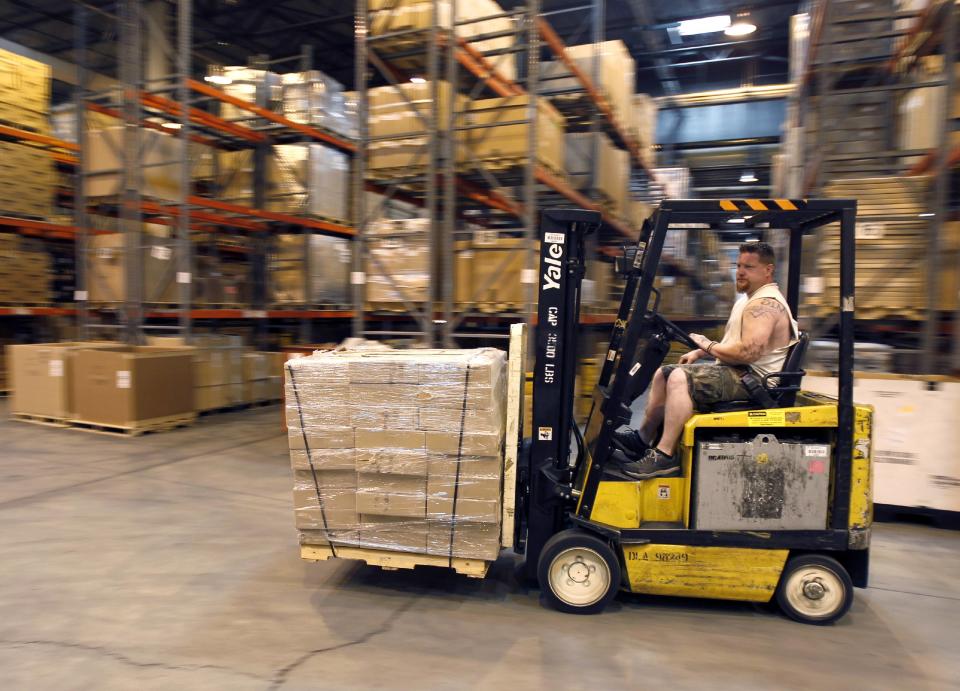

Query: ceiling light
[
  {"left": 725, "top": 12, "right": 757, "bottom": 36},
  {"left": 740, "top": 171, "right": 758, "bottom": 183},
  {"left": 918, "top": 212, "right": 935, "bottom": 218},
  {"left": 409, "top": 76, "right": 426, "bottom": 84},
  {"left": 204, "top": 74, "right": 232, "bottom": 85},
  {"left": 161, "top": 122, "right": 182, "bottom": 130},
  {"left": 677, "top": 15, "right": 731, "bottom": 36}
]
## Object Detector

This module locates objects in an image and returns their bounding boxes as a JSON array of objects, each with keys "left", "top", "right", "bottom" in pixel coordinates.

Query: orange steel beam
[
  {"left": 0, "top": 307, "right": 78, "bottom": 317},
  {"left": 85, "top": 101, "right": 224, "bottom": 148},
  {"left": 187, "top": 78, "right": 357, "bottom": 153},
  {"left": 454, "top": 38, "right": 523, "bottom": 97},
  {"left": 143, "top": 308, "right": 354, "bottom": 319},
  {"left": 887, "top": 0, "right": 939, "bottom": 73},
  {"left": 535, "top": 17, "right": 651, "bottom": 177},
  {"left": 0, "top": 123, "right": 79, "bottom": 152},
  {"left": 908, "top": 144, "right": 960, "bottom": 175},
  {"left": 0, "top": 215, "right": 113, "bottom": 240},
  {"left": 140, "top": 91, "right": 265, "bottom": 143},
  {"left": 138, "top": 199, "right": 265, "bottom": 231},
  {"left": 188, "top": 197, "right": 355, "bottom": 236}
]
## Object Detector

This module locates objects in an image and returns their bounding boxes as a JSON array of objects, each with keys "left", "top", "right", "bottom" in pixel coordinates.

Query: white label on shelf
[
  {"left": 13, "top": 308, "right": 27, "bottom": 316},
  {"left": 475, "top": 230, "right": 498, "bottom": 245},
  {"left": 856, "top": 222, "right": 884, "bottom": 240},
  {"left": 606, "top": 349, "right": 616, "bottom": 362},
  {"left": 350, "top": 271, "right": 366, "bottom": 285},
  {"left": 176, "top": 272, "right": 191, "bottom": 284},
  {"left": 803, "top": 276, "right": 824, "bottom": 294},
  {"left": 48, "top": 360, "right": 63, "bottom": 378},
  {"left": 151, "top": 245, "right": 172, "bottom": 261},
  {"left": 660, "top": 276, "right": 676, "bottom": 287},
  {"left": 116, "top": 370, "right": 131, "bottom": 389},
  {"left": 74, "top": 290, "right": 88, "bottom": 301},
  {"left": 520, "top": 269, "right": 537, "bottom": 284},
  {"left": 544, "top": 232, "right": 565, "bottom": 244}
]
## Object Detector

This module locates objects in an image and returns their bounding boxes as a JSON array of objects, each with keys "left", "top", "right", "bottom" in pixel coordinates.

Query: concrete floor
[{"left": 1, "top": 401, "right": 958, "bottom": 690}]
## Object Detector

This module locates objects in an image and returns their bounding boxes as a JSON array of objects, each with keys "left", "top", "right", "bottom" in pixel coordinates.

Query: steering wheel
[{"left": 648, "top": 311, "right": 701, "bottom": 352}]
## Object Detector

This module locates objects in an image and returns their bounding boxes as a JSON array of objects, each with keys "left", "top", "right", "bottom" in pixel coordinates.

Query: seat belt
[{"left": 735, "top": 366, "right": 777, "bottom": 409}]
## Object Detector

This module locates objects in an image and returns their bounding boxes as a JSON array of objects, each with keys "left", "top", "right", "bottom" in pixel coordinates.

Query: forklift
[{"left": 514, "top": 201, "right": 872, "bottom": 624}]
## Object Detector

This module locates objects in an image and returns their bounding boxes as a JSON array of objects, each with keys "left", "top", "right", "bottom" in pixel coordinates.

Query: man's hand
[{"left": 679, "top": 348, "right": 705, "bottom": 365}]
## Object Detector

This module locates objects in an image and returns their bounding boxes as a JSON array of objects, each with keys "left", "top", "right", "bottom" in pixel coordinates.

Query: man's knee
[{"left": 666, "top": 367, "right": 691, "bottom": 399}]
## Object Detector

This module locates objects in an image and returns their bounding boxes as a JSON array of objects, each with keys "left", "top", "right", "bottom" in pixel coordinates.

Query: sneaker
[
  {"left": 611, "top": 428, "right": 649, "bottom": 460},
  {"left": 619, "top": 448, "right": 680, "bottom": 480}
]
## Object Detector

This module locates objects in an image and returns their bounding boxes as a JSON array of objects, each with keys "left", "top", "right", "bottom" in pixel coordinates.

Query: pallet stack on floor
[{"left": 6, "top": 338, "right": 285, "bottom": 435}]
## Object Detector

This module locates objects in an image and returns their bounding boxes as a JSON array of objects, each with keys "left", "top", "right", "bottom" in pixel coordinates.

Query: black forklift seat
[{"left": 709, "top": 332, "right": 811, "bottom": 413}]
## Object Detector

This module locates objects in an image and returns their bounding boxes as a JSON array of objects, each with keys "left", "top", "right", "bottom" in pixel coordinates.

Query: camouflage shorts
[{"left": 660, "top": 363, "right": 750, "bottom": 413}]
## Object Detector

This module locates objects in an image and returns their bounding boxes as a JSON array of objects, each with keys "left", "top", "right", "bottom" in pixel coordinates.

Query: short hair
[{"left": 739, "top": 241, "right": 776, "bottom": 265}]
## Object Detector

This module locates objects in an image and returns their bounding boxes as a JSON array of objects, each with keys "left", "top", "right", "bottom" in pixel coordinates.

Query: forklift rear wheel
[
  {"left": 776, "top": 554, "right": 854, "bottom": 625},
  {"left": 538, "top": 530, "right": 621, "bottom": 614}
]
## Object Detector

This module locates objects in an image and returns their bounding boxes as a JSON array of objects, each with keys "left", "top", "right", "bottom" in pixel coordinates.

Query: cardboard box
[
  {"left": 244, "top": 376, "right": 281, "bottom": 404},
  {"left": 565, "top": 132, "right": 630, "bottom": 214},
  {"left": 7, "top": 342, "right": 111, "bottom": 419},
  {"left": 426, "top": 430, "right": 502, "bottom": 457},
  {"left": 564, "top": 40, "right": 636, "bottom": 125},
  {"left": 242, "top": 352, "right": 270, "bottom": 381},
  {"left": 426, "top": 520, "right": 500, "bottom": 560},
  {"left": 359, "top": 514, "right": 428, "bottom": 553},
  {"left": 287, "top": 426, "right": 355, "bottom": 451},
  {"left": 459, "top": 95, "right": 565, "bottom": 174},
  {"left": 71, "top": 346, "right": 194, "bottom": 426},
  {"left": 368, "top": 81, "right": 467, "bottom": 138},
  {"left": 355, "top": 428, "right": 427, "bottom": 450},
  {"left": 290, "top": 448, "right": 356, "bottom": 471},
  {"left": 454, "top": 237, "right": 538, "bottom": 307},
  {"left": 356, "top": 448, "right": 429, "bottom": 476},
  {"left": 293, "top": 470, "right": 358, "bottom": 530},
  {"left": 86, "top": 126, "right": 183, "bottom": 201}
]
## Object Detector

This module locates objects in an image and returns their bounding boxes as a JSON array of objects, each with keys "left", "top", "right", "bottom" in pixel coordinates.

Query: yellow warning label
[{"left": 747, "top": 410, "right": 785, "bottom": 427}]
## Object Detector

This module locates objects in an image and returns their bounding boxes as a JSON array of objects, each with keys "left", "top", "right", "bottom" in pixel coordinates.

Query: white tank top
[{"left": 720, "top": 283, "right": 799, "bottom": 378}]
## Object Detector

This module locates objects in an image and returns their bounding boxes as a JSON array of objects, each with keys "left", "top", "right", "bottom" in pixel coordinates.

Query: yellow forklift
[{"left": 515, "top": 201, "right": 872, "bottom": 624}]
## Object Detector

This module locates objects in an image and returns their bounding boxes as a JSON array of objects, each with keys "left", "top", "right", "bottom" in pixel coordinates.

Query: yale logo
[{"left": 542, "top": 232, "right": 565, "bottom": 291}]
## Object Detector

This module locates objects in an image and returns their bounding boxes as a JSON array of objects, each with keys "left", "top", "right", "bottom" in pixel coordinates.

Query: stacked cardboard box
[
  {"left": 70, "top": 346, "right": 195, "bottom": 427},
  {"left": 147, "top": 334, "right": 245, "bottom": 411},
  {"left": 7, "top": 342, "right": 112, "bottom": 419},
  {"left": 364, "top": 218, "right": 430, "bottom": 305},
  {"left": 0, "top": 140, "right": 55, "bottom": 219},
  {"left": 87, "top": 225, "right": 180, "bottom": 304},
  {"left": 454, "top": 236, "right": 537, "bottom": 308},
  {"left": 565, "top": 132, "right": 629, "bottom": 215},
  {"left": 286, "top": 347, "right": 506, "bottom": 560},
  {"left": 0, "top": 49, "right": 51, "bottom": 133},
  {"left": 459, "top": 95, "right": 565, "bottom": 174},
  {"left": 217, "top": 143, "right": 349, "bottom": 221},
  {"left": 0, "top": 235, "right": 52, "bottom": 303},
  {"left": 85, "top": 126, "right": 184, "bottom": 202},
  {"left": 549, "top": 40, "right": 635, "bottom": 126},
  {"left": 271, "top": 233, "right": 351, "bottom": 305},
  {"left": 216, "top": 67, "right": 282, "bottom": 122},
  {"left": 366, "top": 81, "right": 466, "bottom": 175},
  {"left": 243, "top": 352, "right": 282, "bottom": 404},
  {"left": 369, "top": 0, "right": 517, "bottom": 82},
  {"left": 281, "top": 70, "right": 353, "bottom": 138}
]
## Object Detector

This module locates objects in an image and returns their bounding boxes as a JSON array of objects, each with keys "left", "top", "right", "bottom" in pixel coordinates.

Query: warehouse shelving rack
[
  {"left": 788, "top": 0, "right": 960, "bottom": 374},
  {"left": 64, "top": 0, "right": 359, "bottom": 346},
  {"left": 353, "top": 0, "right": 663, "bottom": 348}
]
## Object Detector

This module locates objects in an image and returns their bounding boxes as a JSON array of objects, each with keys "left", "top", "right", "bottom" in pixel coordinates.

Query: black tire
[
  {"left": 537, "top": 529, "right": 621, "bottom": 614},
  {"left": 776, "top": 554, "right": 854, "bottom": 625}
]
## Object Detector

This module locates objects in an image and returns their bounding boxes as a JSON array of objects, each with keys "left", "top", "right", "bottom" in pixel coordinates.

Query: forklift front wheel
[
  {"left": 776, "top": 554, "right": 854, "bottom": 625},
  {"left": 538, "top": 530, "right": 621, "bottom": 614}
]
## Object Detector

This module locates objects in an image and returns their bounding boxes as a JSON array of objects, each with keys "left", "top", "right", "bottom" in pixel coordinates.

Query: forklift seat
[{"left": 709, "top": 332, "right": 811, "bottom": 413}]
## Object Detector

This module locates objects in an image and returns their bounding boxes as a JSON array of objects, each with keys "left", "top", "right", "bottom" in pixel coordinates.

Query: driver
[{"left": 613, "top": 241, "right": 799, "bottom": 479}]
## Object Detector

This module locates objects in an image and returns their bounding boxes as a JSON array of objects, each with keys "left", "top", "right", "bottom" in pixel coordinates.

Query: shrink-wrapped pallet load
[{"left": 285, "top": 347, "right": 507, "bottom": 561}]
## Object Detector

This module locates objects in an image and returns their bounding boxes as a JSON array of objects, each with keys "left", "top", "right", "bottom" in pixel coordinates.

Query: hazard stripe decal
[
  {"left": 720, "top": 200, "right": 739, "bottom": 211},
  {"left": 774, "top": 199, "right": 798, "bottom": 210},
  {"left": 745, "top": 199, "right": 768, "bottom": 211}
]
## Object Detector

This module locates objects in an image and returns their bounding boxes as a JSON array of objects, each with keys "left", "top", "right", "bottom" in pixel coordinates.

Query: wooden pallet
[
  {"left": 65, "top": 412, "right": 196, "bottom": 437},
  {"left": 10, "top": 412, "right": 69, "bottom": 428},
  {"left": 300, "top": 544, "right": 492, "bottom": 579}
]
